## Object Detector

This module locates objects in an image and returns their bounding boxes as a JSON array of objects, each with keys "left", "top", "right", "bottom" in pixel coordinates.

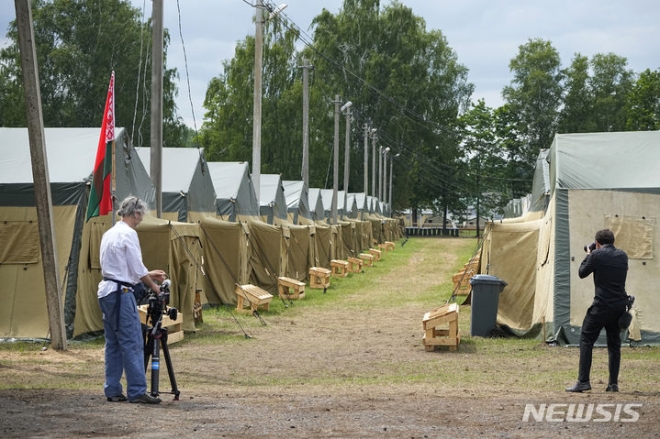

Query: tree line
[{"left": 2, "top": 0, "right": 659, "bottom": 224}]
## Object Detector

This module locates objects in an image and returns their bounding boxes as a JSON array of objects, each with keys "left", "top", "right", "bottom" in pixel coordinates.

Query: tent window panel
[
  {"left": 604, "top": 215, "right": 654, "bottom": 260},
  {"left": 0, "top": 221, "right": 40, "bottom": 264}
]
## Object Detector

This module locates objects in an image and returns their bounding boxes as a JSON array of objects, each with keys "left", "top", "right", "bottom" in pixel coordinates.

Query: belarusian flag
[{"left": 86, "top": 71, "right": 115, "bottom": 221}]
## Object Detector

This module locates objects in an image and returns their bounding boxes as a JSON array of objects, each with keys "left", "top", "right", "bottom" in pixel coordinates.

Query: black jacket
[{"left": 578, "top": 243, "right": 628, "bottom": 307}]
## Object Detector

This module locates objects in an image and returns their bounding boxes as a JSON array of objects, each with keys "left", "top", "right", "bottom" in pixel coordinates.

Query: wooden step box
[
  {"left": 359, "top": 253, "right": 374, "bottom": 267},
  {"left": 309, "top": 267, "right": 331, "bottom": 290},
  {"left": 235, "top": 284, "right": 273, "bottom": 315},
  {"left": 422, "top": 302, "right": 460, "bottom": 352},
  {"left": 347, "top": 257, "right": 363, "bottom": 273},
  {"left": 278, "top": 276, "right": 306, "bottom": 300},
  {"left": 330, "top": 259, "right": 349, "bottom": 277},
  {"left": 369, "top": 248, "right": 382, "bottom": 261}
]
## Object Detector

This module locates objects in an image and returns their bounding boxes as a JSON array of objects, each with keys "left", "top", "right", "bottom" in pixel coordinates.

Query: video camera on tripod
[
  {"left": 146, "top": 279, "right": 178, "bottom": 328},
  {"left": 143, "top": 279, "right": 181, "bottom": 400}
]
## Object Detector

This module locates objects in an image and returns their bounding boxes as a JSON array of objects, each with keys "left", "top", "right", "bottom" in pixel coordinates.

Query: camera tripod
[{"left": 143, "top": 310, "right": 180, "bottom": 401}]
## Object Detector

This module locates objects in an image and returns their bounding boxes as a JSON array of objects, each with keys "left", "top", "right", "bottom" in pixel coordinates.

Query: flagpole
[
  {"left": 111, "top": 137, "right": 116, "bottom": 226},
  {"left": 110, "top": 71, "right": 116, "bottom": 226}
]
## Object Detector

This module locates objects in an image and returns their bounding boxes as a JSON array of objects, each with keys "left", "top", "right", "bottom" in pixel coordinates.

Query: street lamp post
[{"left": 331, "top": 95, "right": 341, "bottom": 224}]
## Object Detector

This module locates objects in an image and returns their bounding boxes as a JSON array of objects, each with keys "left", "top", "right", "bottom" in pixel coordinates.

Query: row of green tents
[{"left": 0, "top": 127, "right": 402, "bottom": 340}]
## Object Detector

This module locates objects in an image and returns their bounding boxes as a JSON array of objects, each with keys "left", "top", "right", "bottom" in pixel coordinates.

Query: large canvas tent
[
  {"left": 0, "top": 127, "right": 154, "bottom": 339},
  {"left": 259, "top": 174, "right": 288, "bottom": 225},
  {"left": 136, "top": 147, "right": 216, "bottom": 222},
  {"left": 308, "top": 188, "right": 325, "bottom": 222},
  {"left": 282, "top": 180, "right": 312, "bottom": 224},
  {"left": 481, "top": 131, "right": 660, "bottom": 345},
  {"left": 207, "top": 161, "right": 259, "bottom": 222},
  {"left": 73, "top": 216, "right": 205, "bottom": 336}
]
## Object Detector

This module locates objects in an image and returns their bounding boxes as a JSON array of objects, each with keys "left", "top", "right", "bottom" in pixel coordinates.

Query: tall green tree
[
  {"left": 588, "top": 53, "right": 634, "bottom": 132},
  {"left": 200, "top": 0, "right": 472, "bottom": 215},
  {"left": 199, "top": 6, "right": 300, "bottom": 178},
  {"left": 558, "top": 54, "right": 594, "bottom": 133},
  {"left": 502, "top": 38, "right": 563, "bottom": 185},
  {"left": 626, "top": 68, "right": 660, "bottom": 131},
  {"left": 459, "top": 100, "right": 509, "bottom": 224},
  {"left": 307, "top": 0, "right": 472, "bottom": 213},
  {"left": 0, "top": 0, "right": 189, "bottom": 147}
]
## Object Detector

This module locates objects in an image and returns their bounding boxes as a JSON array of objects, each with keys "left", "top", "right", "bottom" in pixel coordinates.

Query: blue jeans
[{"left": 99, "top": 290, "right": 146, "bottom": 399}]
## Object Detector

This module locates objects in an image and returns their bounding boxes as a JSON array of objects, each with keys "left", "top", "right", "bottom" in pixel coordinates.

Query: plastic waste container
[{"left": 469, "top": 274, "right": 508, "bottom": 337}]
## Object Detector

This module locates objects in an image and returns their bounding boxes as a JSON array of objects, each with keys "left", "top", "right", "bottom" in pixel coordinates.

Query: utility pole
[
  {"left": 389, "top": 156, "right": 394, "bottom": 208},
  {"left": 371, "top": 131, "right": 377, "bottom": 198},
  {"left": 331, "top": 95, "right": 341, "bottom": 224},
  {"left": 150, "top": 0, "right": 163, "bottom": 217},
  {"left": 363, "top": 124, "right": 369, "bottom": 196},
  {"left": 252, "top": 0, "right": 264, "bottom": 201},
  {"left": 383, "top": 148, "right": 386, "bottom": 202},
  {"left": 301, "top": 58, "right": 311, "bottom": 186},
  {"left": 15, "top": 0, "right": 67, "bottom": 350},
  {"left": 341, "top": 102, "right": 352, "bottom": 217}
]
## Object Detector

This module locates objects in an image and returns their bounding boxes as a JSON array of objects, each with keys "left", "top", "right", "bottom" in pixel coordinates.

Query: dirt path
[{"left": 1, "top": 238, "right": 658, "bottom": 438}]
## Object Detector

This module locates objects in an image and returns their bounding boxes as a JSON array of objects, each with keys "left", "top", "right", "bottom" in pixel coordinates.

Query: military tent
[
  {"left": 258, "top": 174, "right": 288, "bottom": 225},
  {"left": 0, "top": 127, "right": 154, "bottom": 339},
  {"left": 199, "top": 216, "right": 251, "bottom": 305},
  {"left": 136, "top": 147, "right": 216, "bottom": 222},
  {"left": 207, "top": 161, "right": 260, "bottom": 222},
  {"left": 307, "top": 188, "right": 326, "bottom": 222},
  {"left": 282, "top": 180, "right": 312, "bottom": 225},
  {"left": 481, "top": 131, "right": 660, "bottom": 345}
]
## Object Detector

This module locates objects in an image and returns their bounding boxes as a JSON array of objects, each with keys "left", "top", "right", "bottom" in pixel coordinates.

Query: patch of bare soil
[{"left": 1, "top": 238, "right": 658, "bottom": 438}]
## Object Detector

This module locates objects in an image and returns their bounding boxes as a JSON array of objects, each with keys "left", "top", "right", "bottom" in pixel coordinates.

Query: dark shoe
[
  {"left": 606, "top": 383, "right": 619, "bottom": 392},
  {"left": 106, "top": 394, "right": 127, "bottom": 402},
  {"left": 565, "top": 381, "right": 592, "bottom": 392},
  {"left": 129, "top": 393, "right": 161, "bottom": 404}
]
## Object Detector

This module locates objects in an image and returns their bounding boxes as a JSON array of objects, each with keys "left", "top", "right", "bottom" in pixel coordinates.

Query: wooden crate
[
  {"left": 368, "top": 248, "right": 382, "bottom": 261},
  {"left": 330, "top": 259, "right": 349, "bottom": 277},
  {"left": 278, "top": 276, "right": 306, "bottom": 300},
  {"left": 422, "top": 302, "right": 460, "bottom": 352},
  {"left": 359, "top": 253, "right": 374, "bottom": 267},
  {"left": 347, "top": 257, "right": 363, "bottom": 273},
  {"left": 235, "top": 284, "right": 273, "bottom": 314},
  {"left": 138, "top": 304, "right": 184, "bottom": 344},
  {"left": 309, "top": 267, "right": 331, "bottom": 290}
]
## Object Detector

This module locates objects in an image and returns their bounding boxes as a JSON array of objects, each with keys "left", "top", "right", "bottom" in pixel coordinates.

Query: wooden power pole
[{"left": 14, "top": 0, "right": 67, "bottom": 350}]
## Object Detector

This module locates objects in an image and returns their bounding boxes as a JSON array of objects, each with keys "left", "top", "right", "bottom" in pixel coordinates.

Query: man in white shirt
[{"left": 98, "top": 196, "right": 167, "bottom": 404}]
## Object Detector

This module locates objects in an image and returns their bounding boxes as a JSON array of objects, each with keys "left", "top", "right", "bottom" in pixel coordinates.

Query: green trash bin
[{"left": 469, "top": 274, "right": 508, "bottom": 337}]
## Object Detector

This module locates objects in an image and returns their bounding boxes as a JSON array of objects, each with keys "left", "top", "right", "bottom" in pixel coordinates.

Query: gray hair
[{"left": 117, "top": 196, "right": 147, "bottom": 218}]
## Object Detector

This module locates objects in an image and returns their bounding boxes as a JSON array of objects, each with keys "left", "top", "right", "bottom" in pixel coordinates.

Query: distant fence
[{"left": 404, "top": 227, "right": 460, "bottom": 237}]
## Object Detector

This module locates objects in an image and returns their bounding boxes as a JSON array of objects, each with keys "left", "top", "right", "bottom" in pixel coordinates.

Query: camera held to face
[{"left": 583, "top": 242, "right": 597, "bottom": 253}]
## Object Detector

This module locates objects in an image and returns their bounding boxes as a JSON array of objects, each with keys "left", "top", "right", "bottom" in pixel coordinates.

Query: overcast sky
[{"left": 2, "top": 0, "right": 659, "bottom": 129}]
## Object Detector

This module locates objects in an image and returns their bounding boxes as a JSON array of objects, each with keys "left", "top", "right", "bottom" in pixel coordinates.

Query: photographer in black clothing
[{"left": 566, "top": 229, "right": 628, "bottom": 393}]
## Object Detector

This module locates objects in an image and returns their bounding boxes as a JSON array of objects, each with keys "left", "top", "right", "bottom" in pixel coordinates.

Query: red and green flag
[{"left": 86, "top": 71, "right": 115, "bottom": 222}]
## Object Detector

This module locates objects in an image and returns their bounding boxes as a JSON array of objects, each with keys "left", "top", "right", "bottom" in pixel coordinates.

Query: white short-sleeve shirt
[{"left": 97, "top": 220, "right": 149, "bottom": 299}]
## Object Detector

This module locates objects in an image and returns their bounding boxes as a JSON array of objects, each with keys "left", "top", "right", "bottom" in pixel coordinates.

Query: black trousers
[{"left": 578, "top": 303, "right": 626, "bottom": 384}]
